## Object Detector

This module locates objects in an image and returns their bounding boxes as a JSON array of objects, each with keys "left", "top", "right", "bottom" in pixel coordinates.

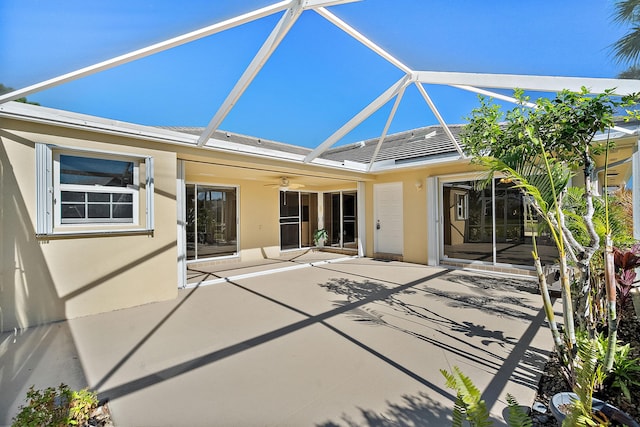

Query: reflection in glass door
[
  {"left": 186, "top": 184, "right": 237, "bottom": 260},
  {"left": 442, "top": 179, "right": 556, "bottom": 266},
  {"left": 323, "top": 191, "right": 358, "bottom": 249},
  {"left": 280, "top": 191, "right": 300, "bottom": 250},
  {"left": 279, "top": 191, "right": 319, "bottom": 250}
]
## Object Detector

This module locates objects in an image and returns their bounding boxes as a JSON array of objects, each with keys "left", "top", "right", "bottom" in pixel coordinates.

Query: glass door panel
[
  {"left": 280, "top": 191, "right": 300, "bottom": 250},
  {"left": 323, "top": 191, "right": 358, "bottom": 249},
  {"left": 342, "top": 192, "right": 357, "bottom": 248},
  {"left": 186, "top": 184, "right": 237, "bottom": 260},
  {"left": 443, "top": 179, "right": 557, "bottom": 266}
]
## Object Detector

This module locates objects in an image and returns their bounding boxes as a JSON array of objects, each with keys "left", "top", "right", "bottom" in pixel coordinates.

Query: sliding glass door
[
  {"left": 186, "top": 184, "right": 238, "bottom": 260},
  {"left": 279, "top": 191, "right": 318, "bottom": 250},
  {"left": 323, "top": 191, "right": 358, "bottom": 249},
  {"left": 442, "top": 178, "right": 556, "bottom": 266}
]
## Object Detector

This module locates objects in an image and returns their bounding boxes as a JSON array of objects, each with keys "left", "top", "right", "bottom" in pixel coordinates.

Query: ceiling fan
[{"left": 264, "top": 176, "right": 305, "bottom": 191}]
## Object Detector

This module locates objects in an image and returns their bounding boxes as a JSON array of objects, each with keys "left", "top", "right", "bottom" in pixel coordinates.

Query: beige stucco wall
[
  {"left": 0, "top": 119, "right": 178, "bottom": 333},
  {"left": 363, "top": 162, "right": 479, "bottom": 264},
  {"left": 1, "top": 109, "right": 482, "bottom": 333}
]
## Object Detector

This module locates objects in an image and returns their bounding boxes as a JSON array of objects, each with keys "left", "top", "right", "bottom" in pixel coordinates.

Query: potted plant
[
  {"left": 550, "top": 392, "right": 639, "bottom": 426},
  {"left": 313, "top": 228, "right": 328, "bottom": 248}
]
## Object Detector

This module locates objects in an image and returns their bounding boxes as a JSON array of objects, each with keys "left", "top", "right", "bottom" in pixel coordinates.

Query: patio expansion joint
[{"left": 183, "top": 255, "right": 358, "bottom": 289}]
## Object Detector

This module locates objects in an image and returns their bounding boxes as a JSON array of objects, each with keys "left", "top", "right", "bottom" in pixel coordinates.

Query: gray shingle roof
[{"left": 320, "top": 124, "right": 463, "bottom": 164}]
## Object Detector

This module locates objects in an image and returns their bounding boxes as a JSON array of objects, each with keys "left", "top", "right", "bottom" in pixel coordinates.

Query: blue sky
[{"left": 0, "top": 0, "right": 632, "bottom": 147}]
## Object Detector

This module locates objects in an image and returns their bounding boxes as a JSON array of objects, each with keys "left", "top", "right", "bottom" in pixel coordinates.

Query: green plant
[
  {"left": 441, "top": 366, "right": 531, "bottom": 427},
  {"left": 608, "top": 343, "right": 640, "bottom": 401},
  {"left": 460, "top": 87, "right": 640, "bottom": 382},
  {"left": 563, "top": 336, "right": 608, "bottom": 426},
  {"left": 576, "top": 330, "right": 640, "bottom": 403},
  {"left": 313, "top": 228, "right": 328, "bottom": 245},
  {"left": 12, "top": 383, "right": 98, "bottom": 427}
]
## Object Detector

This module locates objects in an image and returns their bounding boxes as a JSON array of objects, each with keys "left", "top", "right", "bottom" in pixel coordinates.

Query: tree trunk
[
  {"left": 534, "top": 253, "right": 567, "bottom": 363},
  {"left": 559, "top": 254, "right": 576, "bottom": 352},
  {"left": 603, "top": 235, "right": 618, "bottom": 371}
]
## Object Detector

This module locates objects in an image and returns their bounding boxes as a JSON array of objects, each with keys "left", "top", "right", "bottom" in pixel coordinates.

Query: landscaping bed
[{"left": 531, "top": 298, "right": 640, "bottom": 426}]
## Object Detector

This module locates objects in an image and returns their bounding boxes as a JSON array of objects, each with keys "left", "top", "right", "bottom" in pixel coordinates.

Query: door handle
[{"left": 376, "top": 220, "right": 381, "bottom": 230}]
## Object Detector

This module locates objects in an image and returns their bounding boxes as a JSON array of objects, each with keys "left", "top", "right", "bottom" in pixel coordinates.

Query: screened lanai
[
  {"left": 3, "top": 1, "right": 640, "bottom": 159},
  {"left": 1, "top": 0, "right": 640, "bottom": 268}
]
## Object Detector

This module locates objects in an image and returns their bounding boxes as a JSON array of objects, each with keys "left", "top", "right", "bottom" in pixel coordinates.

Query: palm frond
[
  {"left": 612, "top": 0, "right": 640, "bottom": 24},
  {"left": 612, "top": 26, "right": 640, "bottom": 64}
]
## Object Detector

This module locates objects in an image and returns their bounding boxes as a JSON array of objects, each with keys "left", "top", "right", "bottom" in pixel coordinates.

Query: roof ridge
[
  {"left": 157, "top": 126, "right": 312, "bottom": 153},
  {"left": 324, "top": 123, "right": 465, "bottom": 154}
]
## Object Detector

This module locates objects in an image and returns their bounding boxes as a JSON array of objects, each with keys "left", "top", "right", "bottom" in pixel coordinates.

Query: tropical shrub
[
  {"left": 614, "top": 243, "right": 640, "bottom": 317},
  {"left": 461, "top": 87, "right": 640, "bottom": 380},
  {"left": 12, "top": 383, "right": 98, "bottom": 427}
]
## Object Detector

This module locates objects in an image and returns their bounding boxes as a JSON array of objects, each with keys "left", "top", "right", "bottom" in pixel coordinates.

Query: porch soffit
[{"left": 1, "top": 1, "right": 640, "bottom": 171}]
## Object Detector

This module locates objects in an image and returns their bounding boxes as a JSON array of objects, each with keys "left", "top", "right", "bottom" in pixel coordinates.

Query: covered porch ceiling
[{"left": 1, "top": 0, "right": 640, "bottom": 168}]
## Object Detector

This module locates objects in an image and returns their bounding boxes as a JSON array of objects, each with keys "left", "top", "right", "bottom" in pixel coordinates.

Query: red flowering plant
[{"left": 614, "top": 243, "right": 640, "bottom": 317}]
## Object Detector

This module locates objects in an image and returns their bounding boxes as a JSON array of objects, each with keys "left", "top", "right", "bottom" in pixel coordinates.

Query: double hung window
[
  {"left": 56, "top": 154, "right": 137, "bottom": 224},
  {"left": 36, "top": 143, "right": 154, "bottom": 236}
]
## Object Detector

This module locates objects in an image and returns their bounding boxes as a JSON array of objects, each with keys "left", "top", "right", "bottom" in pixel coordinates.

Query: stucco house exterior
[
  {"left": 1, "top": 99, "right": 638, "bottom": 333},
  {"left": 2, "top": 1, "right": 640, "bottom": 334}
]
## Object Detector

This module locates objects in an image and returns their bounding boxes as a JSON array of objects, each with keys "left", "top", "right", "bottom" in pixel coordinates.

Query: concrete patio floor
[{"left": 1, "top": 258, "right": 554, "bottom": 426}]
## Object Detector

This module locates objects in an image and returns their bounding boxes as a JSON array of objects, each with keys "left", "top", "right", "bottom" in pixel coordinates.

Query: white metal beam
[
  {"left": 314, "top": 7, "right": 412, "bottom": 74},
  {"left": 303, "top": 0, "right": 361, "bottom": 8},
  {"left": 304, "top": 74, "right": 412, "bottom": 163},
  {"left": 414, "top": 71, "right": 640, "bottom": 95},
  {"left": 455, "top": 84, "right": 636, "bottom": 135},
  {"left": 367, "top": 86, "right": 406, "bottom": 171},
  {"left": 0, "top": 1, "right": 292, "bottom": 104},
  {"left": 453, "top": 85, "right": 536, "bottom": 108},
  {"left": 197, "top": 2, "right": 303, "bottom": 146},
  {"left": 415, "top": 82, "right": 465, "bottom": 156}
]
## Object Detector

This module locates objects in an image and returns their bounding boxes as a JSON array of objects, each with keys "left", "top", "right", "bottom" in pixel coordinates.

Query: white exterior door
[{"left": 374, "top": 182, "right": 403, "bottom": 255}]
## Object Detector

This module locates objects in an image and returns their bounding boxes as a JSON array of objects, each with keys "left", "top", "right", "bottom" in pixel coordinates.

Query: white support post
[
  {"left": 357, "top": 181, "right": 366, "bottom": 258},
  {"left": 367, "top": 85, "right": 407, "bottom": 171},
  {"left": 0, "top": 1, "right": 292, "bottom": 104},
  {"left": 176, "top": 160, "right": 187, "bottom": 288},
  {"left": 145, "top": 156, "right": 155, "bottom": 231},
  {"left": 318, "top": 191, "right": 324, "bottom": 230},
  {"left": 426, "top": 177, "right": 438, "bottom": 266},
  {"left": 415, "top": 82, "right": 465, "bottom": 156},
  {"left": 304, "top": 74, "right": 412, "bottom": 163},
  {"left": 197, "top": 2, "right": 303, "bottom": 146}
]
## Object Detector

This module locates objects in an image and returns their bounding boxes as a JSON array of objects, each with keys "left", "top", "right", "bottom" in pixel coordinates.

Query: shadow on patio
[{"left": 2, "top": 257, "right": 553, "bottom": 426}]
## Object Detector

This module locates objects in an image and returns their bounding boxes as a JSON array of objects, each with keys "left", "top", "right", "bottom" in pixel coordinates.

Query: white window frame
[
  {"left": 36, "top": 143, "right": 154, "bottom": 236},
  {"left": 54, "top": 152, "right": 140, "bottom": 226}
]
